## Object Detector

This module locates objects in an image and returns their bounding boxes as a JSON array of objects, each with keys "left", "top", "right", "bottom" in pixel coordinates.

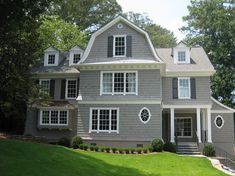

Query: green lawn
[{"left": 0, "top": 140, "right": 226, "bottom": 176}]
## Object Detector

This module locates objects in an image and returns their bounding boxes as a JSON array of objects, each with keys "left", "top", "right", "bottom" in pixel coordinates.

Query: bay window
[{"left": 40, "top": 110, "right": 68, "bottom": 125}]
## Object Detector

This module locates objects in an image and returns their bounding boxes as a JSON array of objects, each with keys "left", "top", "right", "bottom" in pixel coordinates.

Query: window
[
  {"left": 48, "top": 54, "right": 55, "bottom": 64},
  {"left": 214, "top": 115, "right": 224, "bottom": 128},
  {"left": 73, "top": 54, "right": 81, "bottom": 64},
  {"left": 178, "top": 51, "right": 186, "bottom": 62},
  {"left": 101, "top": 71, "right": 137, "bottom": 95},
  {"left": 175, "top": 117, "right": 192, "bottom": 137},
  {"left": 139, "top": 107, "right": 151, "bottom": 124},
  {"left": 113, "top": 35, "right": 126, "bottom": 57},
  {"left": 178, "top": 78, "right": 190, "bottom": 99},
  {"left": 39, "top": 79, "right": 50, "bottom": 94},
  {"left": 90, "top": 108, "right": 119, "bottom": 133},
  {"left": 66, "top": 79, "right": 77, "bottom": 99},
  {"left": 40, "top": 110, "right": 68, "bottom": 125}
]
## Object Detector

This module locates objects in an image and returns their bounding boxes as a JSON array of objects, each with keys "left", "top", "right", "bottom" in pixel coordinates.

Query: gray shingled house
[{"left": 25, "top": 16, "right": 235, "bottom": 155}]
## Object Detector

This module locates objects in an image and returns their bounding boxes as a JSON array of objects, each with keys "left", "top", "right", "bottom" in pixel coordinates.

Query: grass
[{"left": 0, "top": 140, "right": 226, "bottom": 176}]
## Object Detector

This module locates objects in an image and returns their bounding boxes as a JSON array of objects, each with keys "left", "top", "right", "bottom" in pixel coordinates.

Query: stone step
[{"left": 177, "top": 151, "right": 201, "bottom": 155}]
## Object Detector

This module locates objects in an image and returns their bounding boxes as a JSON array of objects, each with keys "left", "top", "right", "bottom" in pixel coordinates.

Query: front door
[{"left": 175, "top": 117, "right": 192, "bottom": 138}]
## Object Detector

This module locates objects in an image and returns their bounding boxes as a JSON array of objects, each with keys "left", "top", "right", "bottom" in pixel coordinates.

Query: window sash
[
  {"left": 113, "top": 36, "right": 126, "bottom": 57},
  {"left": 48, "top": 54, "right": 55, "bottom": 64},
  {"left": 178, "top": 78, "right": 190, "bottom": 99},
  {"left": 73, "top": 54, "right": 81, "bottom": 64},
  {"left": 178, "top": 51, "right": 186, "bottom": 62},
  {"left": 66, "top": 79, "right": 77, "bottom": 99},
  {"left": 40, "top": 110, "right": 68, "bottom": 125},
  {"left": 175, "top": 117, "right": 192, "bottom": 137},
  {"left": 90, "top": 108, "right": 118, "bottom": 133},
  {"left": 101, "top": 72, "right": 137, "bottom": 95},
  {"left": 39, "top": 79, "right": 50, "bottom": 94}
]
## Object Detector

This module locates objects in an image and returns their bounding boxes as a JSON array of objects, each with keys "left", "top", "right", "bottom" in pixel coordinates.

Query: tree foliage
[
  {"left": 181, "top": 0, "right": 235, "bottom": 107},
  {"left": 124, "top": 12, "right": 177, "bottom": 48},
  {"left": 53, "top": 0, "right": 122, "bottom": 32},
  {"left": 38, "top": 15, "right": 88, "bottom": 51}
]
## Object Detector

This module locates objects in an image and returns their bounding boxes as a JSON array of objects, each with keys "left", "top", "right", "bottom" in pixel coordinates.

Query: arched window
[
  {"left": 139, "top": 107, "right": 151, "bottom": 124},
  {"left": 214, "top": 115, "right": 224, "bottom": 128}
]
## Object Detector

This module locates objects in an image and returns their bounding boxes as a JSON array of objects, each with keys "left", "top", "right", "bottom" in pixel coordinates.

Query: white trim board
[
  {"left": 79, "top": 16, "right": 163, "bottom": 63},
  {"left": 77, "top": 100, "right": 162, "bottom": 104},
  {"left": 211, "top": 97, "right": 235, "bottom": 112},
  {"left": 162, "top": 104, "right": 212, "bottom": 109}
]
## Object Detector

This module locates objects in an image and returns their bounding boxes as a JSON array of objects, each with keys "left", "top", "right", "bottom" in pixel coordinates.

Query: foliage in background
[{"left": 181, "top": 0, "right": 235, "bottom": 108}]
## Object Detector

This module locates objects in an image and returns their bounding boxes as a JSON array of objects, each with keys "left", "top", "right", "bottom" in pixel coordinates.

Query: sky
[{"left": 117, "top": 0, "right": 191, "bottom": 42}]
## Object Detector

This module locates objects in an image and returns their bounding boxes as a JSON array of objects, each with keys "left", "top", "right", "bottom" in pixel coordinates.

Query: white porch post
[
  {"left": 207, "top": 108, "right": 212, "bottom": 143},
  {"left": 170, "top": 108, "right": 175, "bottom": 143},
  {"left": 196, "top": 108, "right": 202, "bottom": 143}
]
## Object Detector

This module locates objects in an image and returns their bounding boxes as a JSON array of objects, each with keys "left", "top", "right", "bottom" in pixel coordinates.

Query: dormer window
[
  {"left": 48, "top": 54, "right": 55, "bottom": 65},
  {"left": 173, "top": 41, "right": 190, "bottom": 64},
  {"left": 113, "top": 35, "right": 126, "bottom": 57},
  {"left": 178, "top": 51, "right": 186, "bottom": 62},
  {"left": 73, "top": 54, "right": 81, "bottom": 64}
]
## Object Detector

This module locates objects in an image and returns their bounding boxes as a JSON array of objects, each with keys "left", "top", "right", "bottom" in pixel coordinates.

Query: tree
[
  {"left": 38, "top": 15, "right": 88, "bottom": 51},
  {"left": 53, "top": 0, "right": 122, "bottom": 32},
  {"left": 0, "top": 0, "right": 52, "bottom": 133},
  {"left": 124, "top": 12, "right": 177, "bottom": 48},
  {"left": 181, "top": 0, "right": 235, "bottom": 108}
]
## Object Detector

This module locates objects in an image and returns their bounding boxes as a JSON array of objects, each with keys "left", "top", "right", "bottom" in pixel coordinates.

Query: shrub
[
  {"left": 94, "top": 146, "right": 99, "bottom": 152},
  {"left": 71, "top": 136, "right": 83, "bottom": 149},
  {"left": 105, "top": 147, "right": 111, "bottom": 153},
  {"left": 90, "top": 145, "right": 95, "bottom": 151},
  {"left": 151, "top": 138, "right": 164, "bottom": 152},
  {"left": 112, "top": 147, "right": 117, "bottom": 153},
  {"left": 57, "top": 137, "right": 70, "bottom": 147},
  {"left": 130, "top": 148, "right": 136, "bottom": 154},
  {"left": 148, "top": 146, "right": 153, "bottom": 152},
  {"left": 136, "top": 148, "right": 142, "bottom": 154},
  {"left": 163, "top": 142, "right": 176, "bottom": 153},
  {"left": 79, "top": 143, "right": 84, "bottom": 150},
  {"left": 125, "top": 148, "right": 130, "bottom": 154},
  {"left": 100, "top": 147, "right": 105, "bottom": 152},
  {"left": 118, "top": 148, "right": 124, "bottom": 154},
  {"left": 203, "top": 144, "right": 215, "bottom": 157},
  {"left": 83, "top": 144, "right": 88, "bottom": 151},
  {"left": 143, "top": 148, "right": 148, "bottom": 153}
]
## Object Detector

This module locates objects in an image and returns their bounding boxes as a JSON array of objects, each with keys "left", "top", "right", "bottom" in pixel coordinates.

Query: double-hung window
[
  {"left": 101, "top": 71, "right": 137, "bottom": 95},
  {"left": 66, "top": 79, "right": 77, "bottom": 99},
  {"left": 178, "top": 51, "right": 186, "bottom": 63},
  {"left": 73, "top": 54, "right": 81, "bottom": 64},
  {"left": 178, "top": 78, "right": 190, "bottom": 99},
  {"left": 40, "top": 110, "right": 68, "bottom": 125},
  {"left": 48, "top": 54, "right": 55, "bottom": 65},
  {"left": 113, "top": 35, "right": 126, "bottom": 57},
  {"left": 39, "top": 79, "right": 50, "bottom": 95},
  {"left": 90, "top": 108, "right": 119, "bottom": 133}
]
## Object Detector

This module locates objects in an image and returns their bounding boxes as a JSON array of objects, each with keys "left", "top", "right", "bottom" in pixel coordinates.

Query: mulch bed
[{"left": 0, "top": 133, "right": 48, "bottom": 143}]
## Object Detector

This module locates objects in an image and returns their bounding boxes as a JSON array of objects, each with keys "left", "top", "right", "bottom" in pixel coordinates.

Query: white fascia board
[
  {"left": 80, "top": 16, "right": 163, "bottom": 63},
  {"left": 162, "top": 104, "right": 212, "bottom": 109},
  {"left": 211, "top": 96, "right": 235, "bottom": 112},
  {"left": 77, "top": 100, "right": 162, "bottom": 104},
  {"left": 165, "top": 70, "right": 216, "bottom": 77}
]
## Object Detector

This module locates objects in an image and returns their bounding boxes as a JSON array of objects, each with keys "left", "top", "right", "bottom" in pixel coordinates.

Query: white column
[
  {"left": 170, "top": 108, "right": 175, "bottom": 143},
  {"left": 207, "top": 108, "right": 212, "bottom": 143},
  {"left": 196, "top": 108, "right": 202, "bottom": 143}
]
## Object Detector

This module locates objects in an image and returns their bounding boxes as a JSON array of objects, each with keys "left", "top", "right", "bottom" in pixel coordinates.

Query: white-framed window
[
  {"left": 89, "top": 108, "right": 119, "bottom": 133},
  {"left": 178, "top": 51, "right": 186, "bottom": 62},
  {"left": 101, "top": 71, "right": 137, "bottom": 95},
  {"left": 48, "top": 54, "right": 55, "bottom": 65},
  {"left": 175, "top": 117, "right": 192, "bottom": 138},
  {"left": 66, "top": 79, "right": 77, "bottom": 99},
  {"left": 214, "top": 115, "right": 224, "bottom": 128},
  {"left": 178, "top": 77, "right": 190, "bottom": 99},
  {"left": 39, "top": 79, "right": 50, "bottom": 94},
  {"left": 40, "top": 109, "right": 69, "bottom": 125},
  {"left": 139, "top": 107, "right": 151, "bottom": 124},
  {"left": 73, "top": 54, "right": 81, "bottom": 64},
  {"left": 113, "top": 35, "right": 126, "bottom": 57}
]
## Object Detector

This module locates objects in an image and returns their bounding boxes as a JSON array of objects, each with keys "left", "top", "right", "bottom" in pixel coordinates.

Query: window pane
[
  {"left": 99, "top": 110, "right": 109, "bottom": 131},
  {"left": 179, "top": 79, "right": 190, "bottom": 98},
  {"left": 114, "top": 37, "right": 125, "bottom": 56},
  {"left": 67, "top": 80, "right": 77, "bottom": 98},
  {"left": 59, "top": 111, "right": 67, "bottom": 124},
  {"left": 73, "top": 54, "right": 80, "bottom": 64},
  {"left": 92, "top": 109, "right": 98, "bottom": 130},
  {"left": 111, "top": 110, "right": 117, "bottom": 130},
  {"left": 102, "top": 73, "right": 112, "bottom": 93},
  {"left": 40, "top": 80, "right": 50, "bottom": 94},
  {"left": 126, "top": 73, "right": 136, "bottom": 93},
  {"left": 51, "top": 111, "right": 58, "bottom": 124},
  {"left": 42, "top": 110, "right": 49, "bottom": 124},
  {"left": 114, "top": 73, "right": 124, "bottom": 93},
  {"left": 48, "top": 55, "right": 55, "bottom": 64},
  {"left": 178, "top": 51, "right": 186, "bottom": 62},
  {"left": 140, "top": 109, "right": 149, "bottom": 122}
]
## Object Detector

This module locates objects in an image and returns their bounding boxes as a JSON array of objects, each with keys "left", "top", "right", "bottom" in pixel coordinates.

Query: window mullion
[
  {"left": 49, "top": 110, "right": 51, "bottom": 125},
  {"left": 112, "top": 72, "right": 114, "bottom": 95},
  {"left": 58, "top": 111, "right": 60, "bottom": 125},
  {"left": 97, "top": 109, "right": 100, "bottom": 133},
  {"left": 109, "top": 109, "right": 111, "bottom": 133},
  {"left": 124, "top": 73, "right": 126, "bottom": 95}
]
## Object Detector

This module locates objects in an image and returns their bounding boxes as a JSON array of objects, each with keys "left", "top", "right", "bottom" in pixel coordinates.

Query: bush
[
  {"left": 105, "top": 147, "right": 111, "bottom": 153},
  {"left": 148, "top": 146, "right": 153, "bottom": 152},
  {"left": 90, "top": 145, "right": 95, "bottom": 151},
  {"left": 163, "top": 142, "right": 176, "bottom": 153},
  {"left": 125, "top": 148, "right": 130, "bottom": 154},
  {"left": 112, "top": 147, "right": 117, "bottom": 153},
  {"left": 143, "top": 148, "right": 148, "bottom": 153},
  {"left": 203, "top": 144, "right": 215, "bottom": 157},
  {"left": 100, "top": 147, "right": 105, "bottom": 152},
  {"left": 57, "top": 137, "right": 70, "bottom": 147},
  {"left": 136, "top": 148, "right": 142, "bottom": 154},
  {"left": 94, "top": 146, "right": 99, "bottom": 152},
  {"left": 130, "top": 148, "right": 136, "bottom": 154},
  {"left": 151, "top": 138, "right": 164, "bottom": 152},
  {"left": 118, "top": 148, "right": 124, "bottom": 154},
  {"left": 71, "top": 136, "right": 83, "bottom": 149},
  {"left": 83, "top": 144, "right": 88, "bottom": 151},
  {"left": 79, "top": 143, "right": 84, "bottom": 150}
]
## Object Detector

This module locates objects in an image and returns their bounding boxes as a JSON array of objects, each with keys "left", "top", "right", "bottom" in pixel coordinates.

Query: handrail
[
  {"left": 175, "top": 132, "right": 178, "bottom": 146},
  {"left": 194, "top": 130, "right": 199, "bottom": 148},
  {"left": 214, "top": 145, "right": 235, "bottom": 168}
]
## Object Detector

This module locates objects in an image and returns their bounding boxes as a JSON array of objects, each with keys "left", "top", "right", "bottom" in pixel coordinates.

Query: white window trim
[
  {"left": 113, "top": 35, "right": 126, "bottom": 57},
  {"left": 175, "top": 117, "right": 193, "bottom": 138},
  {"left": 39, "top": 109, "right": 69, "bottom": 126},
  {"left": 138, "top": 107, "right": 151, "bottom": 124},
  {"left": 89, "top": 108, "right": 119, "bottom": 134},
  {"left": 177, "top": 51, "right": 187, "bottom": 63},
  {"left": 65, "top": 79, "right": 77, "bottom": 99},
  {"left": 44, "top": 53, "right": 59, "bottom": 66},
  {"left": 214, "top": 115, "right": 224, "bottom": 129},
  {"left": 100, "top": 71, "right": 138, "bottom": 96},
  {"left": 39, "top": 79, "right": 51, "bottom": 94},
  {"left": 178, "top": 77, "right": 191, "bottom": 99}
]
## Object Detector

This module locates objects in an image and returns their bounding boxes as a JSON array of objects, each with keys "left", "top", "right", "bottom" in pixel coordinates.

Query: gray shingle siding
[{"left": 84, "top": 22, "right": 155, "bottom": 63}]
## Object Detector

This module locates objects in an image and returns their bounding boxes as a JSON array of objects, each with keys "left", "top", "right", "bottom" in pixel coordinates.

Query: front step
[{"left": 176, "top": 143, "right": 201, "bottom": 155}]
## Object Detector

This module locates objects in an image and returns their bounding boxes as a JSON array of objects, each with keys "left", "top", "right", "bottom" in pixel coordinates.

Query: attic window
[
  {"left": 48, "top": 54, "right": 55, "bottom": 65},
  {"left": 178, "top": 51, "right": 186, "bottom": 62},
  {"left": 113, "top": 35, "right": 126, "bottom": 57},
  {"left": 73, "top": 54, "right": 80, "bottom": 64}
]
